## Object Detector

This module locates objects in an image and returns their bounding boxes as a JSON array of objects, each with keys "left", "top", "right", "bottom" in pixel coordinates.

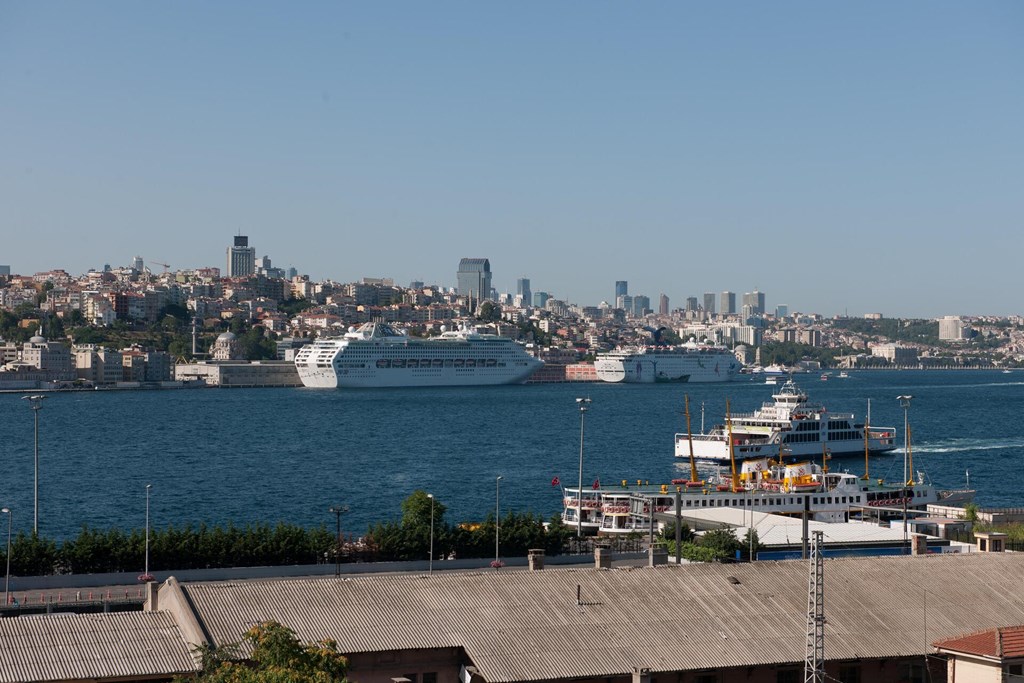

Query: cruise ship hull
[
  {"left": 297, "top": 363, "right": 541, "bottom": 389},
  {"left": 294, "top": 322, "right": 543, "bottom": 389},
  {"left": 594, "top": 352, "right": 740, "bottom": 383}
]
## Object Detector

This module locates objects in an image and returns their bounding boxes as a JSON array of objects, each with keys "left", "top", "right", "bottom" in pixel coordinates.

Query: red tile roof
[{"left": 934, "top": 625, "right": 1024, "bottom": 660}]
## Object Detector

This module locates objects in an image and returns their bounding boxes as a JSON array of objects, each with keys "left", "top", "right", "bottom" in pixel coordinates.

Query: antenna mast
[{"left": 804, "top": 529, "right": 825, "bottom": 683}]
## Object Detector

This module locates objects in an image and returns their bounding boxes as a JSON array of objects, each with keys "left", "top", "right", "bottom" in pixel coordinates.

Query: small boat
[
  {"left": 765, "top": 376, "right": 779, "bottom": 385},
  {"left": 820, "top": 373, "right": 828, "bottom": 381},
  {"left": 838, "top": 371, "right": 849, "bottom": 379}
]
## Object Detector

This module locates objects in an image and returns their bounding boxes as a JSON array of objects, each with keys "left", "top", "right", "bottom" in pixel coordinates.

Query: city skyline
[{"left": 3, "top": 3, "right": 1023, "bottom": 317}]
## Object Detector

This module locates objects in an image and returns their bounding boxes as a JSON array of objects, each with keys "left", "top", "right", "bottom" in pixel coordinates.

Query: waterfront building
[
  {"left": 175, "top": 360, "right": 301, "bottom": 387},
  {"left": 456, "top": 258, "right": 491, "bottom": 302},
  {"left": 22, "top": 335, "right": 73, "bottom": 375},
  {"left": 658, "top": 293, "right": 669, "bottom": 316},
  {"left": 226, "top": 235, "right": 256, "bottom": 278},
  {"left": 74, "top": 345, "right": 123, "bottom": 385},
  {"left": 871, "top": 343, "right": 919, "bottom": 365},
  {"left": 720, "top": 290, "right": 736, "bottom": 315},
  {"left": 939, "top": 315, "right": 968, "bottom": 341}
]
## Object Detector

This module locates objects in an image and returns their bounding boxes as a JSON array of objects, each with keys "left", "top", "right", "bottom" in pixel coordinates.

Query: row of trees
[
  {"left": 366, "top": 490, "right": 570, "bottom": 562},
  {"left": 658, "top": 522, "right": 759, "bottom": 563},
  {"left": 2, "top": 522, "right": 336, "bottom": 576},
  {"left": 1, "top": 492, "right": 753, "bottom": 577}
]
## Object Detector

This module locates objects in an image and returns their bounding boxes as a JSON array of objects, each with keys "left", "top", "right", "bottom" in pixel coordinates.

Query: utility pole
[{"left": 804, "top": 530, "right": 825, "bottom": 683}]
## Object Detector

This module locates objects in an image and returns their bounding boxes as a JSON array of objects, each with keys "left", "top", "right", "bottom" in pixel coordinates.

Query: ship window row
[
  {"left": 828, "top": 420, "right": 853, "bottom": 429},
  {"left": 374, "top": 359, "right": 503, "bottom": 369},
  {"left": 827, "top": 431, "right": 861, "bottom": 441},
  {"left": 795, "top": 422, "right": 819, "bottom": 432},
  {"left": 676, "top": 493, "right": 863, "bottom": 509},
  {"left": 783, "top": 433, "right": 821, "bottom": 443}
]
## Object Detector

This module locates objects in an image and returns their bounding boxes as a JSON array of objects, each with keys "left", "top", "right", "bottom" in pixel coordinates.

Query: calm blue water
[{"left": 0, "top": 370, "right": 1020, "bottom": 540}]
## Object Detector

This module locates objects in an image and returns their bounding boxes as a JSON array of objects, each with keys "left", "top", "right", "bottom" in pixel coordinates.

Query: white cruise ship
[
  {"left": 294, "top": 322, "right": 543, "bottom": 388},
  {"left": 594, "top": 341, "right": 741, "bottom": 383}
]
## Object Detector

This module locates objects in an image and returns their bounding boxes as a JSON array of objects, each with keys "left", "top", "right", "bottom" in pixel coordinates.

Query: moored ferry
[
  {"left": 294, "top": 321, "right": 543, "bottom": 388},
  {"left": 561, "top": 459, "right": 973, "bottom": 536},
  {"left": 675, "top": 380, "right": 897, "bottom": 465},
  {"left": 594, "top": 340, "right": 741, "bottom": 384}
]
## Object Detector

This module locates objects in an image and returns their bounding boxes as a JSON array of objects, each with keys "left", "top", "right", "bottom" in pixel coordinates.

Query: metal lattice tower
[{"left": 804, "top": 530, "right": 824, "bottom": 683}]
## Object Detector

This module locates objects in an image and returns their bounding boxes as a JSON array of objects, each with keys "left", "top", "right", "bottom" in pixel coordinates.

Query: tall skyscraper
[
  {"left": 456, "top": 258, "right": 492, "bottom": 305},
  {"left": 633, "top": 295, "right": 650, "bottom": 317},
  {"left": 703, "top": 292, "right": 716, "bottom": 315},
  {"left": 615, "top": 281, "right": 628, "bottom": 299},
  {"left": 658, "top": 293, "right": 669, "bottom": 316},
  {"left": 227, "top": 235, "right": 256, "bottom": 278},
  {"left": 775, "top": 304, "right": 789, "bottom": 318},
  {"left": 686, "top": 297, "right": 699, "bottom": 312},
  {"left": 131, "top": 256, "right": 144, "bottom": 273},
  {"left": 721, "top": 291, "right": 736, "bottom": 315},
  {"left": 533, "top": 291, "right": 550, "bottom": 308},
  {"left": 742, "top": 290, "right": 766, "bottom": 316},
  {"left": 516, "top": 278, "right": 531, "bottom": 308}
]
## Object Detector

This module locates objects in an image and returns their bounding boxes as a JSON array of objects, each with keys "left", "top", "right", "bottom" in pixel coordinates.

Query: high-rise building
[
  {"left": 703, "top": 293, "right": 716, "bottom": 315},
  {"left": 742, "top": 290, "right": 766, "bottom": 316},
  {"left": 659, "top": 294, "right": 669, "bottom": 316},
  {"left": 616, "top": 295, "right": 632, "bottom": 313},
  {"left": 939, "top": 316, "right": 967, "bottom": 341},
  {"left": 456, "top": 258, "right": 492, "bottom": 306},
  {"left": 633, "top": 295, "right": 650, "bottom": 317},
  {"left": 131, "top": 256, "right": 144, "bottom": 273},
  {"left": 516, "top": 278, "right": 532, "bottom": 308},
  {"left": 686, "top": 297, "right": 699, "bottom": 312},
  {"left": 532, "top": 291, "right": 550, "bottom": 308},
  {"left": 721, "top": 291, "right": 736, "bottom": 315},
  {"left": 615, "top": 281, "right": 628, "bottom": 299},
  {"left": 776, "top": 304, "right": 789, "bottom": 318},
  {"left": 227, "top": 235, "right": 256, "bottom": 278}
]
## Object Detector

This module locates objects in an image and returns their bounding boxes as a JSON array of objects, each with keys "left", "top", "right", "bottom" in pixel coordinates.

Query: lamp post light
[
  {"left": 495, "top": 476, "right": 503, "bottom": 564},
  {"left": 427, "top": 493, "right": 435, "bottom": 574},
  {"left": 2, "top": 508, "right": 10, "bottom": 607},
  {"left": 143, "top": 484, "right": 152, "bottom": 581},
  {"left": 897, "top": 395, "right": 913, "bottom": 484},
  {"left": 328, "top": 505, "right": 348, "bottom": 577},
  {"left": 575, "top": 397, "right": 592, "bottom": 538},
  {"left": 22, "top": 395, "right": 46, "bottom": 535}
]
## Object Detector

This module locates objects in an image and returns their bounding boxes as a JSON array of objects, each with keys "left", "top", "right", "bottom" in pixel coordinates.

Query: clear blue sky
[{"left": 3, "top": 2, "right": 1022, "bottom": 318}]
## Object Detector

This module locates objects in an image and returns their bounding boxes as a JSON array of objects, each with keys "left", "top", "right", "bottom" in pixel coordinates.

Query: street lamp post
[
  {"left": 144, "top": 484, "right": 152, "bottom": 580},
  {"left": 897, "top": 395, "right": 913, "bottom": 484},
  {"left": 427, "top": 493, "right": 435, "bottom": 574},
  {"left": 22, "top": 395, "right": 46, "bottom": 535},
  {"left": 328, "top": 505, "right": 348, "bottom": 577},
  {"left": 575, "top": 397, "right": 592, "bottom": 538},
  {"left": 495, "top": 476, "right": 503, "bottom": 564},
  {"left": 2, "top": 508, "right": 10, "bottom": 607}
]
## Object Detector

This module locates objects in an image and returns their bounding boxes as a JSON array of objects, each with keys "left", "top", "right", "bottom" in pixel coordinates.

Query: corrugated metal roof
[
  {"left": 0, "top": 611, "right": 199, "bottom": 683},
  {"left": 179, "top": 552, "right": 1024, "bottom": 682}
]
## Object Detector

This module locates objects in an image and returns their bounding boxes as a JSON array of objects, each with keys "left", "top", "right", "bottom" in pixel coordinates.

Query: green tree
[
  {"left": 698, "top": 529, "right": 741, "bottom": 562},
  {"left": 185, "top": 621, "right": 347, "bottom": 683},
  {"left": 476, "top": 301, "right": 501, "bottom": 322}
]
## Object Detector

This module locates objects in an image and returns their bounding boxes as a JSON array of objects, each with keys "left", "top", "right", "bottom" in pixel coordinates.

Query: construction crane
[{"left": 150, "top": 261, "right": 170, "bottom": 273}]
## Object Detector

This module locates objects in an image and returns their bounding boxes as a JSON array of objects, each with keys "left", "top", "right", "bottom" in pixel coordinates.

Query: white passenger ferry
[
  {"left": 561, "top": 459, "right": 972, "bottom": 536},
  {"left": 294, "top": 322, "right": 543, "bottom": 388},
  {"left": 594, "top": 340, "right": 741, "bottom": 383},
  {"left": 675, "top": 380, "right": 897, "bottom": 465}
]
